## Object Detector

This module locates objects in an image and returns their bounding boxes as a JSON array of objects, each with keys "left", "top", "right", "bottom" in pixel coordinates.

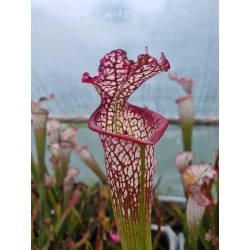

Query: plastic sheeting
[{"left": 31, "top": 0, "right": 218, "bottom": 119}]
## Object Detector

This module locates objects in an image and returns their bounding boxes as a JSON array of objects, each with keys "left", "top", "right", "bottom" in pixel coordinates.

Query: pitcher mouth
[
  {"left": 88, "top": 103, "right": 168, "bottom": 146},
  {"left": 176, "top": 95, "right": 191, "bottom": 103}
]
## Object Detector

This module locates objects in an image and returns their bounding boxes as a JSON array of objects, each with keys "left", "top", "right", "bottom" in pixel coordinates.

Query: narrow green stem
[
  {"left": 34, "top": 123, "right": 48, "bottom": 248},
  {"left": 139, "top": 144, "right": 152, "bottom": 250},
  {"left": 63, "top": 188, "right": 73, "bottom": 211},
  {"left": 47, "top": 187, "right": 58, "bottom": 218},
  {"left": 60, "top": 147, "right": 71, "bottom": 180},
  {"left": 31, "top": 152, "right": 38, "bottom": 185},
  {"left": 189, "top": 228, "right": 199, "bottom": 250},
  {"left": 180, "top": 119, "right": 194, "bottom": 151},
  {"left": 54, "top": 164, "right": 63, "bottom": 190},
  {"left": 54, "top": 208, "right": 69, "bottom": 234}
]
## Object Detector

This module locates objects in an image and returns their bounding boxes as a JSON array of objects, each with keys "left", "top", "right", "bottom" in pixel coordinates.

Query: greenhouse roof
[{"left": 31, "top": 0, "right": 218, "bottom": 119}]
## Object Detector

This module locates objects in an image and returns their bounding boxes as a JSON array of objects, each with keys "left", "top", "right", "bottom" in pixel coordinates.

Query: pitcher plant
[{"left": 82, "top": 49, "right": 170, "bottom": 250}]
